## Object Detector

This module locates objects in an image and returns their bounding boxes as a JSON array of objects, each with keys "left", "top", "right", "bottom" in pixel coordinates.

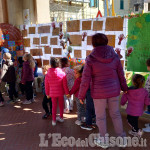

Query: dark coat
[{"left": 1, "top": 60, "right": 16, "bottom": 83}]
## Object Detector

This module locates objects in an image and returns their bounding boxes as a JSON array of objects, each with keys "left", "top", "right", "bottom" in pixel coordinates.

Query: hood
[
  {"left": 5, "top": 59, "right": 13, "bottom": 66},
  {"left": 128, "top": 88, "right": 146, "bottom": 99},
  {"left": 47, "top": 68, "right": 65, "bottom": 79},
  {"left": 90, "top": 45, "right": 117, "bottom": 63}
]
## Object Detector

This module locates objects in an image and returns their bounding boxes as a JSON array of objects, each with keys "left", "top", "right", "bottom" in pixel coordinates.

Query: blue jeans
[{"left": 86, "top": 89, "right": 96, "bottom": 125}]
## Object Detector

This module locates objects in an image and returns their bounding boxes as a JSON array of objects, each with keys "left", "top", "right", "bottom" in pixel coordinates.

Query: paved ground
[{"left": 0, "top": 93, "right": 150, "bottom": 150}]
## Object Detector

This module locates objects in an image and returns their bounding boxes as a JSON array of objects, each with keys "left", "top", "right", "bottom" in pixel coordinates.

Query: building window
[
  {"left": 89, "top": 0, "right": 98, "bottom": 8},
  {"left": 148, "top": 3, "right": 150, "bottom": 11},
  {"left": 134, "top": 4, "right": 139, "bottom": 12},
  {"left": 120, "top": 0, "right": 124, "bottom": 9}
]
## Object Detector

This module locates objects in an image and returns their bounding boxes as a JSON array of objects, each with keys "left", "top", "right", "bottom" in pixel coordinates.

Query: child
[
  {"left": 70, "top": 65, "right": 86, "bottom": 126},
  {"left": 143, "top": 58, "right": 150, "bottom": 132},
  {"left": 17, "top": 57, "right": 25, "bottom": 96},
  {"left": 145, "top": 58, "right": 150, "bottom": 114},
  {"left": 45, "top": 57, "right": 69, "bottom": 126},
  {"left": 42, "top": 65, "right": 52, "bottom": 119},
  {"left": 80, "top": 88, "right": 96, "bottom": 130},
  {"left": 0, "top": 91, "right": 4, "bottom": 106},
  {"left": 60, "top": 57, "right": 74, "bottom": 113},
  {"left": 1, "top": 53, "right": 19, "bottom": 103},
  {"left": 121, "top": 74, "right": 150, "bottom": 137},
  {"left": 21, "top": 54, "right": 35, "bottom": 105}
]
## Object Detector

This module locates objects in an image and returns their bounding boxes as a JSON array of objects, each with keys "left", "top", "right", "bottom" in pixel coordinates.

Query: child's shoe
[
  {"left": 80, "top": 123, "right": 93, "bottom": 131},
  {"left": 128, "top": 129, "right": 143, "bottom": 138},
  {"left": 94, "top": 138, "right": 109, "bottom": 149},
  {"left": 52, "top": 120, "right": 56, "bottom": 126},
  {"left": 42, "top": 112, "right": 51, "bottom": 119},
  {"left": 145, "top": 123, "right": 150, "bottom": 127},
  {"left": 14, "top": 98, "right": 21, "bottom": 102},
  {"left": 56, "top": 117, "right": 64, "bottom": 122},
  {"left": 75, "top": 120, "right": 81, "bottom": 126},
  {"left": 0, "top": 102, "right": 4, "bottom": 107},
  {"left": 144, "top": 111, "right": 150, "bottom": 114},
  {"left": 22, "top": 100, "right": 32, "bottom": 105},
  {"left": 143, "top": 127, "right": 150, "bottom": 132},
  {"left": 137, "top": 129, "right": 143, "bottom": 138}
]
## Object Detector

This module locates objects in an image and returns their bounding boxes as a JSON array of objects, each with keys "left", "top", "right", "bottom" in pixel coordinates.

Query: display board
[
  {"left": 127, "top": 13, "right": 150, "bottom": 72},
  {"left": 20, "top": 17, "right": 127, "bottom": 68}
]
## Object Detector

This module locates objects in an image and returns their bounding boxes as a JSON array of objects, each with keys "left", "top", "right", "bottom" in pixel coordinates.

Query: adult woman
[{"left": 78, "top": 33, "right": 128, "bottom": 148}]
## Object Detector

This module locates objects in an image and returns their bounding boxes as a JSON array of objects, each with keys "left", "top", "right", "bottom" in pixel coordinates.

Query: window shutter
[
  {"left": 90, "top": 0, "right": 94, "bottom": 7},
  {"left": 120, "top": 0, "right": 124, "bottom": 9}
]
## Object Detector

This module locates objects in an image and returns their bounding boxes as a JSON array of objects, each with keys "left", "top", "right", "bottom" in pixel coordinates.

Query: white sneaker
[
  {"left": 137, "top": 129, "right": 143, "bottom": 137},
  {"left": 143, "top": 127, "right": 150, "bottom": 132},
  {"left": 75, "top": 120, "right": 81, "bottom": 126},
  {"left": 94, "top": 138, "right": 109, "bottom": 149},
  {"left": 128, "top": 130, "right": 137, "bottom": 136},
  {"left": 52, "top": 120, "right": 56, "bottom": 126},
  {"left": 56, "top": 117, "right": 64, "bottom": 122},
  {"left": 22, "top": 100, "right": 32, "bottom": 105},
  {"left": 0, "top": 102, "right": 4, "bottom": 107},
  {"left": 128, "top": 129, "right": 143, "bottom": 138},
  {"left": 14, "top": 98, "right": 21, "bottom": 102},
  {"left": 145, "top": 123, "right": 150, "bottom": 127}
]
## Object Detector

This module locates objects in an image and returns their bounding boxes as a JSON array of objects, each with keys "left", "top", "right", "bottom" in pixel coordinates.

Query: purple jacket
[
  {"left": 121, "top": 88, "right": 150, "bottom": 116},
  {"left": 78, "top": 45, "right": 128, "bottom": 100},
  {"left": 21, "top": 61, "right": 34, "bottom": 84}
]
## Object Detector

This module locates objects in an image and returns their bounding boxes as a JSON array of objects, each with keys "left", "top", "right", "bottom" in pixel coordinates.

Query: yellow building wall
[{"left": 36, "top": 0, "right": 50, "bottom": 24}]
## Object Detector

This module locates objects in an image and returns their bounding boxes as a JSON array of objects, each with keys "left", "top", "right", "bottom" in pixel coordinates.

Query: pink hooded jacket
[
  {"left": 121, "top": 88, "right": 150, "bottom": 116},
  {"left": 45, "top": 68, "right": 69, "bottom": 97}
]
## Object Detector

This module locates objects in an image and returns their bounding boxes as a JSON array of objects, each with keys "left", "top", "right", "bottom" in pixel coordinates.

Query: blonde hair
[
  {"left": 74, "top": 65, "right": 84, "bottom": 75},
  {"left": 3, "top": 53, "right": 11, "bottom": 60},
  {"left": 23, "top": 53, "right": 35, "bottom": 69},
  {"left": 42, "top": 65, "right": 50, "bottom": 71}
]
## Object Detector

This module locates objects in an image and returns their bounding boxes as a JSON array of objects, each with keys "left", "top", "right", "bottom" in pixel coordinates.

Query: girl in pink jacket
[
  {"left": 121, "top": 74, "right": 150, "bottom": 137},
  {"left": 45, "top": 57, "right": 69, "bottom": 126}
]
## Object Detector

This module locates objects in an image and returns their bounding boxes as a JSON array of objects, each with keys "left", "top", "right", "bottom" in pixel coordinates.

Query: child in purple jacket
[{"left": 121, "top": 74, "right": 150, "bottom": 137}]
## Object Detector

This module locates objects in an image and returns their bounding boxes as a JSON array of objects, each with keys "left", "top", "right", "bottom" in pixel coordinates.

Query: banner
[{"left": 127, "top": 13, "right": 150, "bottom": 72}]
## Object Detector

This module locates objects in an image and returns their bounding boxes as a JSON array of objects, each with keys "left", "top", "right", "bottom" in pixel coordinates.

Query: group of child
[
  {"left": 42, "top": 56, "right": 150, "bottom": 137},
  {"left": 0, "top": 50, "right": 36, "bottom": 106},
  {"left": 1, "top": 49, "right": 150, "bottom": 137}
]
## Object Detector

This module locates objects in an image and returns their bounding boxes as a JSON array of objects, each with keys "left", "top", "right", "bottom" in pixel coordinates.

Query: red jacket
[
  {"left": 70, "top": 77, "right": 81, "bottom": 98},
  {"left": 45, "top": 68, "right": 69, "bottom": 97}
]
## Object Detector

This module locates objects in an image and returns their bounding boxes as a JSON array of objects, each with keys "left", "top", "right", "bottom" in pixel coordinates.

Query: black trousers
[
  {"left": 127, "top": 115, "right": 139, "bottom": 132},
  {"left": 86, "top": 89, "right": 96, "bottom": 125},
  {"left": 7, "top": 82, "right": 18, "bottom": 100},
  {"left": 25, "top": 81, "right": 33, "bottom": 100},
  {"left": 19, "top": 83, "right": 25, "bottom": 95},
  {"left": 42, "top": 95, "right": 52, "bottom": 114},
  {"left": 0, "top": 91, "right": 4, "bottom": 102}
]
